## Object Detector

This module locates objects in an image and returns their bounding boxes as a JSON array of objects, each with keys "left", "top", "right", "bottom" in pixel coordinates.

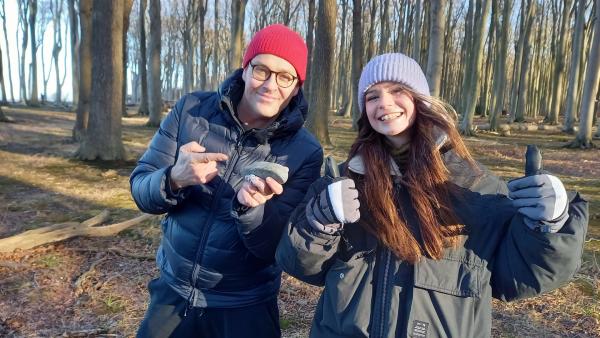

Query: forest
[{"left": 0, "top": 0, "right": 599, "bottom": 336}]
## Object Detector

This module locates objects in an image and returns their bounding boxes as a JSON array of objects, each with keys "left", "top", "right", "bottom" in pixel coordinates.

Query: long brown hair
[{"left": 347, "top": 85, "right": 478, "bottom": 263}]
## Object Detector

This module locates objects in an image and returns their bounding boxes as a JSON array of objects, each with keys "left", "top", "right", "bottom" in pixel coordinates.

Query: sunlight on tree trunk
[
  {"left": 147, "top": 0, "right": 162, "bottom": 127},
  {"left": 73, "top": 0, "right": 92, "bottom": 142},
  {"left": 306, "top": 0, "right": 335, "bottom": 146},
  {"left": 569, "top": 0, "right": 600, "bottom": 149},
  {"left": 489, "top": 0, "right": 512, "bottom": 131},
  {"left": 460, "top": 0, "right": 491, "bottom": 135},
  {"left": 76, "top": 0, "right": 126, "bottom": 160},
  {"left": 547, "top": 0, "right": 573, "bottom": 124},
  {"left": 426, "top": 0, "right": 446, "bottom": 97},
  {"left": 350, "top": 0, "right": 363, "bottom": 129},
  {"left": 512, "top": 0, "right": 536, "bottom": 123},
  {"left": 28, "top": 0, "right": 39, "bottom": 106},
  {"left": 563, "top": 0, "right": 586, "bottom": 133},
  {"left": 68, "top": 0, "right": 79, "bottom": 109},
  {"left": 229, "top": 0, "right": 247, "bottom": 72},
  {"left": 138, "top": 0, "right": 148, "bottom": 116}
]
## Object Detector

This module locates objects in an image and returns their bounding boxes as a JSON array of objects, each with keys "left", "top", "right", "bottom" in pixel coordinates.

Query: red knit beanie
[{"left": 242, "top": 24, "right": 308, "bottom": 84}]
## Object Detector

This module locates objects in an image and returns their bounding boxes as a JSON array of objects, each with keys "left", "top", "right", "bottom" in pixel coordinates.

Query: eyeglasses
[{"left": 249, "top": 63, "right": 298, "bottom": 88}]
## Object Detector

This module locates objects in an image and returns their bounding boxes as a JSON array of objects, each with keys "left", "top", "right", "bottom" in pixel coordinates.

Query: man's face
[{"left": 239, "top": 54, "right": 300, "bottom": 126}]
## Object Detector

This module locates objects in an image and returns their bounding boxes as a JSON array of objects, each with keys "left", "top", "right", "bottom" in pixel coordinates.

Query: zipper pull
[
  {"left": 184, "top": 290, "right": 194, "bottom": 317},
  {"left": 339, "top": 229, "right": 354, "bottom": 252}
]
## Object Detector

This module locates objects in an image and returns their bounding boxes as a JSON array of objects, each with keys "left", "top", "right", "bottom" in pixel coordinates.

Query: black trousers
[{"left": 137, "top": 277, "right": 281, "bottom": 338}]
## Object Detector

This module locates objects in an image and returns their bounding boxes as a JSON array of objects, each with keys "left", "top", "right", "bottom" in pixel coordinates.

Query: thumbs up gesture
[
  {"left": 507, "top": 145, "right": 569, "bottom": 233},
  {"left": 306, "top": 178, "right": 361, "bottom": 234}
]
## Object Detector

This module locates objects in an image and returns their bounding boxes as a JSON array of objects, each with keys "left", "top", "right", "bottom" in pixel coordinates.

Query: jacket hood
[{"left": 217, "top": 69, "right": 308, "bottom": 143}]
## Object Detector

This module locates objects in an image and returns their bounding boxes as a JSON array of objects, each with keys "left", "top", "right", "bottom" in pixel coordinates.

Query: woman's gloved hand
[
  {"left": 508, "top": 174, "right": 569, "bottom": 233},
  {"left": 306, "top": 178, "right": 361, "bottom": 234}
]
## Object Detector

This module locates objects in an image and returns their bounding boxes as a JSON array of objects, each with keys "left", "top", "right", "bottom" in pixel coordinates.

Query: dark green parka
[{"left": 276, "top": 150, "right": 588, "bottom": 338}]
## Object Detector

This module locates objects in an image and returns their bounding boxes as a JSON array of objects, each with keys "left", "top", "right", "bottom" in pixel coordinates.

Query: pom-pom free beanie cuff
[{"left": 357, "top": 53, "right": 430, "bottom": 113}]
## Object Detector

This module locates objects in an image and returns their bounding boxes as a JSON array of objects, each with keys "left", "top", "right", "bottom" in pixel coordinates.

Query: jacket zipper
[
  {"left": 186, "top": 128, "right": 247, "bottom": 308},
  {"left": 377, "top": 249, "right": 392, "bottom": 338}
]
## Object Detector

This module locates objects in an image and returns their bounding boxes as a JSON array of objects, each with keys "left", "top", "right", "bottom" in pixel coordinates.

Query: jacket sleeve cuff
[
  {"left": 231, "top": 198, "right": 265, "bottom": 234},
  {"left": 162, "top": 166, "right": 188, "bottom": 204}
]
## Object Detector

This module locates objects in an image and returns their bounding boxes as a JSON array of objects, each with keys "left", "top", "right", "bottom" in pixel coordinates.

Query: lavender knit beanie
[{"left": 357, "top": 53, "right": 430, "bottom": 113}]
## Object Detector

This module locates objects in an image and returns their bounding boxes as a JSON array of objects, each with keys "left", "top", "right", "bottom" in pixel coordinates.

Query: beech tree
[
  {"left": 76, "top": 0, "right": 126, "bottom": 160},
  {"left": 307, "top": 0, "right": 336, "bottom": 145}
]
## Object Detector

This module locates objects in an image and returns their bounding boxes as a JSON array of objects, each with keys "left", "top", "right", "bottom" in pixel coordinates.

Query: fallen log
[{"left": 0, "top": 211, "right": 154, "bottom": 253}]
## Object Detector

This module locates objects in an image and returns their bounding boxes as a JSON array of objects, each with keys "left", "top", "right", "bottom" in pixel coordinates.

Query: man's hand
[
  {"left": 169, "top": 142, "right": 228, "bottom": 190},
  {"left": 237, "top": 176, "right": 283, "bottom": 208}
]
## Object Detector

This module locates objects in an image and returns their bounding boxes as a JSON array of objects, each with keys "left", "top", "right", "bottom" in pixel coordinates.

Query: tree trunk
[
  {"left": 0, "top": 107, "right": 14, "bottom": 123},
  {"left": 199, "top": 0, "right": 208, "bottom": 90},
  {"left": 547, "top": 0, "right": 574, "bottom": 124},
  {"left": 459, "top": 0, "right": 474, "bottom": 113},
  {"left": 508, "top": 1, "right": 526, "bottom": 120},
  {"left": 0, "top": 33, "right": 6, "bottom": 102},
  {"left": 72, "top": 0, "right": 92, "bottom": 141},
  {"left": 138, "top": 0, "right": 149, "bottom": 115},
  {"left": 529, "top": 1, "right": 546, "bottom": 120},
  {"left": 122, "top": 0, "right": 134, "bottom": 115},
  {"left": 459, "top": 0, "right": 491, "bottom": 135},
  {"left": 76, "top": 0, "right": 126, "bottom": 160},
  {"left": 513, "top": 0, "right": 536, "bottom": 123},
  {"left": 28, "top": 0, "right": 39, "bottom": 106},
  {"left": 38, "top": 14, "right": 54, "bottom": 104},
  {"left": 68, "top": 0, "right": 79, "bottom": 108},
  {"left": 564, "top": 0, "right": 586, "bottom": 133},
  {"left": 425, "top": 0, "right": 446, "bottom": 97},
  {"left": 571, "top": 0, "right": 600, "bottom": 148},
  {"left": 378, "top": 0, "right": 390, "bottom": 53},
  {"left": 52, "top": 0, "right": 63, "bottom": 104},
  {"left": 479, "top": 0, "right": 496, "bottom": 118},
  {"left": 489, "top": 0, "right": 510, "bottom": 130},
  {"left": 335, "top": 0, "right": 349, "bottom": 112},
  {"left": 440, "top": 0, "right": 454, "bottom": 100},
  {"left": 307, "top": 0, "right": 335, "bottom": 146},
  {"left": 412, "top": 0, "right": 422, "bottom": 61},
  {"left": 182, "top": 0, "right": 198, "bottom": 94},
  {"left": 351, "top": 0, "right": 363, "bottom": 129},
  {"left": 18, "top": 1, "right": 29, "bottom": 103},
  {"left": 147, "top": 0, "right": 162, "bottom": 127},
  {"left": 211, "top": 0, "right": 220, "bottom": 88},
  {"left": 366, "top": 0, "right": 377, "bottom": 61},
  {"left": 304, "top": 0, "right": 316, "bottom": 99},
  {"left": 229, "top": 0, "right": 247, "bottom": 72},
  {"left": 1, "top": 1, "right": 15, "bottom": 103}
]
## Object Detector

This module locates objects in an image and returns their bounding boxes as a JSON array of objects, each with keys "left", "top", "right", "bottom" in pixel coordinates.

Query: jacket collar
[{"left": 217, "top": 69, "right": 308, "bottom": 143}]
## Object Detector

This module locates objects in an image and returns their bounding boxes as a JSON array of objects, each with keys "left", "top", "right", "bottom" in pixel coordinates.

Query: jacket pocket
[
  {"left": 317, "top": 255, "right": 373, "bottom": 337},
  {"left": 414, "top": 256, "right": 482, "bottom": 298}
]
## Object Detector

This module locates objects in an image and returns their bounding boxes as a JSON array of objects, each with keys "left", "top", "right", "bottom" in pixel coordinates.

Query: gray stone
[{"left": 241, "top": 161, "right": 289, "bottom": 184}]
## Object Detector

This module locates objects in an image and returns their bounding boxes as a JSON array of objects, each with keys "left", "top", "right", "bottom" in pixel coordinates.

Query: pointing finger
[
  {"left": 180, "top": 141, "right": 206, "bottom": 153},
  {"left": 191, "top": 152, "right": 229, "bottom": 163}
]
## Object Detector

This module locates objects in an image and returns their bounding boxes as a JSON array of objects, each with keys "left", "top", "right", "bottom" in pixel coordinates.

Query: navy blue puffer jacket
[{"left": 130, "top": 70, "right": 323, "bottom": 308}]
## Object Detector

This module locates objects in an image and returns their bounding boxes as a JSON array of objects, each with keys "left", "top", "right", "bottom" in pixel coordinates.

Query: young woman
[{"left": 276, "top": 53, "right": 588, "bottom": 338}]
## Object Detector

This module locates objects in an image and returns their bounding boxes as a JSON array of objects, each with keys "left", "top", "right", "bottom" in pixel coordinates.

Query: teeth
[{"left": 379, "top": 113, "right": 402, "bottom": 121}]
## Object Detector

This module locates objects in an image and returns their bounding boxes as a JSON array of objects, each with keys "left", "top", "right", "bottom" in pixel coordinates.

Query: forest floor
[{"left": 0, "top": 105, "right": 599, "bottom": 337}]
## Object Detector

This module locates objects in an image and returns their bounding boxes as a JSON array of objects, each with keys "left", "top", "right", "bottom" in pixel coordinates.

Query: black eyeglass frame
[{"left": 249, "top": 63, "right": 298, "bottom": 88}]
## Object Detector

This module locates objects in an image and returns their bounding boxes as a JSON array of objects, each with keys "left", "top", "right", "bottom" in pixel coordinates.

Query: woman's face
[{"left": 364, "top": 82, "right": 416, "bottom": 147}]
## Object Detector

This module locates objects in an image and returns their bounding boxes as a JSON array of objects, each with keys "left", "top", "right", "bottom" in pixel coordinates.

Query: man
[{"left": 131, "top": 24, "right": 323, "bottom": 337}]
